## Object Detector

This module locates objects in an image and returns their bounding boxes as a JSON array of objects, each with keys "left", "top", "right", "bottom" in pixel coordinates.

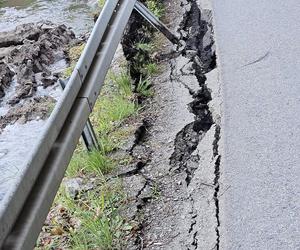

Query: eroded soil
[{"left": 0, "top": 22, "right": 79, "bottom": 132}]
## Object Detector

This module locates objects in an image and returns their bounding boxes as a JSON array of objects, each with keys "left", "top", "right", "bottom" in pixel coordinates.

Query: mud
[
  {"left": 0, "top": 22, "right": 77, "bottom": 131},
  {"left": 0, "top": 96, "right": 55, "bottom": 131}
]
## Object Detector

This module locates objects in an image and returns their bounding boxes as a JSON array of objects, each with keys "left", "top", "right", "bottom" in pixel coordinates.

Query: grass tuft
[
  {"left": 142, "top": 62, "right": 159, "bottom": 76},
  {"left": 136, "top": 77, "right": 154, "bottom": 97},
  {"left": 66, "top": 149, "right": 113, "bottom": 177},
  {"left": 146, "top": 0, "right": 165, "bottom": 18},
  {"left": 112, "top": 71, "right": 133, "bottom": 97}
]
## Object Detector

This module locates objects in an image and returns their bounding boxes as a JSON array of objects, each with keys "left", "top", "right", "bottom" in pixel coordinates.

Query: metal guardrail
[
  {"left": 0, "top": 1, "right": 179, "bottom": 249},
  {"left": 59, "top": 78, "right": 99, "bottom": 151}
]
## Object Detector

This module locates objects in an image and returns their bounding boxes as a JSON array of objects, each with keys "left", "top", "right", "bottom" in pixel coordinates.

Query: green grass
[
  {"left": 37, "top": 70, "right": 137, "bottom": 249},
  {"left": 93, "top": 94, "right": 137, "bottom": 133},
  {"left": 62, "top": 44, "right": 85, "bottom": 78},
  {"left": 66, "top": 149, "right": 113, "bottom": 177},
  {"left": 146, "top": 0, "right": 165, "bottom": 18},
  {"left": 68, "top": 181, "right": 128, "bottom": 250},
  {"left": 136, "top": 77, "right": 154, "bottom": 97},
  {"left": 98, "top": 0, "right": 105, "bottom": 8},
  {"left": 135, "top": 42, "right": 154, "bottom": 53},
  {"left": 142, "top": 62, "right": 159, "bottom": 76},
  {"left": 111, "top": 71, "right": 133, "bottom": 97}
]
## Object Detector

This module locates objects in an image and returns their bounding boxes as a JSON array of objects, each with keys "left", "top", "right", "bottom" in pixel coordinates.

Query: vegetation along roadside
[{"left": 36, "top": 0, "right": 165, "bottom": 249}]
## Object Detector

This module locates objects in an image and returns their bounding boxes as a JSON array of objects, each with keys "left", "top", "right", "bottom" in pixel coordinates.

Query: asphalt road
[{"left": 213, "top": 0, "right": 300, "bottom": 249}]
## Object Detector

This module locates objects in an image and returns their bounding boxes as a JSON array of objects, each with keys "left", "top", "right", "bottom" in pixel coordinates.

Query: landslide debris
[{"left": 0, "top": 22, "right": 78, "bottom": 132}]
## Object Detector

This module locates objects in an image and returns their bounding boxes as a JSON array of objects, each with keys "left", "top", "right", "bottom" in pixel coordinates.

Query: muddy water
[
  {"left": 0, "top": 0, "right": 98, "bottom": 34},
  {"left": 0, "top": 1, "right": 98, "bottom": 207}
]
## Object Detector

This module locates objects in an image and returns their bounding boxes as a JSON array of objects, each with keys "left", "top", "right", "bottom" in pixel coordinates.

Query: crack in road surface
[{"left": 118, "top": 0, "right": 222, "bottom": 248}]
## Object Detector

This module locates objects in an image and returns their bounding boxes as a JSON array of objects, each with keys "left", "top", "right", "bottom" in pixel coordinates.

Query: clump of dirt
[
  {"left": 0, "top": 96, "right": 55, "bottom": 131},
  {"left": 0, "top": 62, "right": 15, "bottom": 98}
]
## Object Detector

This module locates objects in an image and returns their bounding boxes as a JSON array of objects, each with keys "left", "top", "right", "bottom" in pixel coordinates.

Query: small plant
[
  {"left": 136, "top": 77, "right": 154, "bottom": 97},
  {"left": 85, "top": 150, "right": 113, "bottom": 174},
  {"left": 95, "top": 95, "right": 137, "bottom": 133},
  {"left": 66, "top": 149, "right": 113, "bottom": 176},
  {"left": 146, "top": 0, "right": 164, "bottom": 18},
  {"left": 144, "top": 62, "right": 159, "bottom": 76},
  {"left": 62, "top": 44, "right": 85, "bottom": 78},
  {"left": 69, "top": 44, "right": 85, "bottom": 62},
  {"left": 98, "top": 0, "right": 106, "bottom": 8},
  {"left": 112, "top": 71, "right": 133, "bottom": 97},
  {"left": 135, "top": 42, "right": 154, "bottom": 53},
  {"left": 55, "top": 180, "right": 127, "bottom": 250},
  {"left": 62, "top": 66, "right": 73, "bottom": 78},
  {"left": 151, "top": 183, "right": 161, "bottom": 199},
  {"left": 47, "top": 102, "right": 56, "bottom": 116}
]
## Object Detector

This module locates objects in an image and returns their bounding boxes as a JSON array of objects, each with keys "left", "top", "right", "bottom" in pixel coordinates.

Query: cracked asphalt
[
  {"left": 119, "top": 0, "right": 223, "bottom": 249},
  {"left": 121, "top": 0, "right": 300, "bottom": 249},
  {"left": 213, "top": 0, "right": 300, "bottom": 249}
]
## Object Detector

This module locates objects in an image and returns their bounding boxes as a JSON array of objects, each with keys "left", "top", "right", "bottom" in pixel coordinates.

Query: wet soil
[{"left": 0, "top": 22, "right": 78, "bottom": 132}]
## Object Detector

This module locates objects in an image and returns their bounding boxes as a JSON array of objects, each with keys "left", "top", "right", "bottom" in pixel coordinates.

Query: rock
[
  {"left": 63, "top": 178, "right": 83, "bottom": 199},
  {"left": 41, "top": 75, "right": 58, "bottom": 88},
  {"left": 63, "top": 177, "right": 96, "bottom": 199},
  {"left": 0, "top": 62, "right": 15, "bottom": 99}
]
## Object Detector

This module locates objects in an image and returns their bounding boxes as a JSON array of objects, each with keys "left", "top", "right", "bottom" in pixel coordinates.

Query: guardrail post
[{"left": 134, "top": 1, "right": 180, "bottom": 45}]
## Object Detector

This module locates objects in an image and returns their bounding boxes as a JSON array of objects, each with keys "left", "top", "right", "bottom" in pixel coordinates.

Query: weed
[
  {"left": 146, "top": 0, "right": 165, "bottom": 18},
  {"left": 98, "top": 0, "right": 106, "bottom": 8},
  {"left": 69, "top": 44, "right": 85, "bottom": 62},
  {"left": 71, "top": 180, "right": 126, "bottom": 249},
  {"left": 66, "top": 149, "right": 113, "bottom": 176},
  {"left": 47, "top": 102, "right": 56, "bottom": 116},
  {"left": 62, "top": 66, "right": 73, "bottom": 78},
  {"left": 143, "top": 62, "right": 159, "bottom": 76},
  {"left": 112, "top": 71, "right": 133, "bottom": 97},
  {"left": 151, "top": 183, "right": 161, "bottom": 199},
  {"left": 62, "top": 44, "right": 85, "bottom": 78},
  {"left": 135, "top": 42, "right": 154, "bottom": 53},
  {"left": 136, "top": 77, "right": 154, "bottom": 97},
  {"left": 93, "top": 95, "right": 137, "bottom": 133}
]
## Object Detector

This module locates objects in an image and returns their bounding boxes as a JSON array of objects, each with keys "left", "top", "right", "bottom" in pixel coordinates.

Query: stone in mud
[
  {"left": 63, "top": 178, "right": 83, "bottom": 199},
  {"left": 40, "top": 74, "right": 59, "bottom": 88},
  {"left": 0, "top": 62, "right": 15, "bottom": 99}
]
